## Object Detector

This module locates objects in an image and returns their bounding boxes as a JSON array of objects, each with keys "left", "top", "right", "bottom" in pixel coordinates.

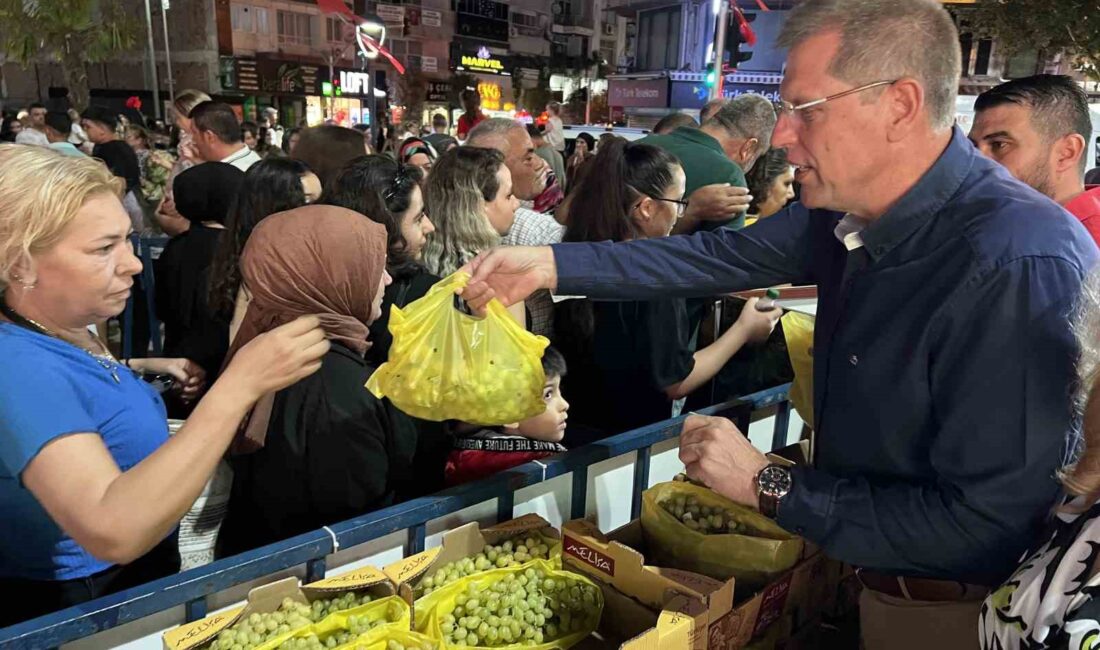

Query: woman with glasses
[{"left": 553, "top": 140, "right": 781, "bottom": 443}]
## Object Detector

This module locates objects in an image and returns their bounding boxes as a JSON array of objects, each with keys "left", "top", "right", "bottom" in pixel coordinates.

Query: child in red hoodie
[{"left": 445, "top": 348, "right": 570, "bottom": 486}]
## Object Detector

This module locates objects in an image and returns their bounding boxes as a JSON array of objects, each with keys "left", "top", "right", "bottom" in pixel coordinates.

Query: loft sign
[{"left": 340, "top": 71, "right": 371, "bottom": 95}]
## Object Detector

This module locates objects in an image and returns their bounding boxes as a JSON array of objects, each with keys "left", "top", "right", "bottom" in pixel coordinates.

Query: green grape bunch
[
  {"left": 659, "top": 496, "right": 750, "bottom": 535},
  {"left": 437, "top": 567, "right": 600, "bottom": 648},
  {"left": 276, "top": 600, "right": 404, "bottom": 650},
  {"left": 212, "top": 592, "right": 376, "bottom": 650},
  {"left": 415, "top": 535, "right": 552, "bottom": 598}
]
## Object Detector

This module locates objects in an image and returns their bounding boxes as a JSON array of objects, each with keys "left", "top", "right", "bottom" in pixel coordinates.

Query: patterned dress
[{"left": 981, "top": 497, "right": 1100, "bottom": 649}]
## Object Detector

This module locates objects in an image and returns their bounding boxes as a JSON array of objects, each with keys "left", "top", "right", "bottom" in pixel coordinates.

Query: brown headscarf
[{"left": 224, "top": 204, "right": 388, "bottom": 453}]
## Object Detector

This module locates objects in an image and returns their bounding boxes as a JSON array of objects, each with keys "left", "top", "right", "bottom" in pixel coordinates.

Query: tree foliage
[
  {"left": 965, "top": 0, "right": 1100, "bottom": 81},
  {"left": 0, "top": 0, "right": 138, "bottom": 109}
]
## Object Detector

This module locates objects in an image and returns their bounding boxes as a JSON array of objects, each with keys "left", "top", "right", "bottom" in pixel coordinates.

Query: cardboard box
[
  {"left": 162, "top": 566, "right": 401, "bottom": 650},
  {"left": 562, "top": 518, "right": 735, "bottom": 650},
  {"left": 382, "top": 514, "right": 559, "bottom": 601}
]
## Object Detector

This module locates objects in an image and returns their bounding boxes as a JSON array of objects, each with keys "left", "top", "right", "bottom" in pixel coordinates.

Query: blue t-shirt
[{"left": 0, "top": 323, "right": 169, "bottom": 580}]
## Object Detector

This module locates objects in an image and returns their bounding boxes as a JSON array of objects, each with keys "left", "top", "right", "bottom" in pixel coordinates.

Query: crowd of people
[{"left": 2, "top": 0, "right": 1100, "bottom": 647}]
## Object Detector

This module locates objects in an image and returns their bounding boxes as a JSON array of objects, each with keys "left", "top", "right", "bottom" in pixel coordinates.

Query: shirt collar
[
  {"left": 220, "top": 145, "right": 252, "bottom": 164},
  {"left": 834, "top": 214, "right": 869, "bottom": 251},
  {"left": 859, "top": 126, "right": 974, "bottom": 262},
  {"left": 669, "top": 126, "right": 725, "bottom": 155}
]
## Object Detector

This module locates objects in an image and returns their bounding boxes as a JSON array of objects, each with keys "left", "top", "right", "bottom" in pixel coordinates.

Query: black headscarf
[{"left": 173, "top": 162, "right": 245, "bottom": 224}]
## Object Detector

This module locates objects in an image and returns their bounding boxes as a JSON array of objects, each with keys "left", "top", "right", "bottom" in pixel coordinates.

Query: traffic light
[
  {"left": 723, "top": 9, "right": 756, "bottom": 72},
  {"left": 705, "top": 65, "right": 718, "bottom": 88}
]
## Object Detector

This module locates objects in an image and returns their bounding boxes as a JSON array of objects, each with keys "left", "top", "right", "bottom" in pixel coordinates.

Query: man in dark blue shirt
[{"left": 462, "top": 0, "right": 1099, "bottom": 646}]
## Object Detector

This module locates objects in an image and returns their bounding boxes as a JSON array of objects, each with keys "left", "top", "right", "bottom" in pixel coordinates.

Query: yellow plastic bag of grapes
[
  {"left": 254, "top": 596, "right": 411, "bottom": 650},
  {"left": 640, "top": 482, "right": 802, "bottom": 592},
  {"left": 781, "top": 311, "right": 815, "bottom": 430},
  {"left": 418, "top": 561, "right": 603, "bottom": 650},
  {"left": 336, "top": 628, "right": 441, "bottom": 650},
  {"left": 367, "top": 272, "right": 549, "bottom": 425}
]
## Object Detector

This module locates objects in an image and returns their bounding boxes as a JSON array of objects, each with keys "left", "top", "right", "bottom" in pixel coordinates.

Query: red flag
[
  {"left": 315, "top": 0, "right": 358, "bottom": 21},
  {"left": 735, "top": 8, "right": 757, "bottom": 46}
]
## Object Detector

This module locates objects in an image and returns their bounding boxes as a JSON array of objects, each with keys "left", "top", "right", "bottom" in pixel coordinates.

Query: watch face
[{"left": 759, "top": 466, "right": 793, "bottom": 498}]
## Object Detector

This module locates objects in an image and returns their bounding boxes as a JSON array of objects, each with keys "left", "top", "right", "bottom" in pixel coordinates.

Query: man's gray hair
[
  {"left": 700, "top": 98, "right": 727, "bottom": 123},
  {"left": 466, "top": 118, "right": 525, "bottom": 150},
  {"left": 778, "top": 0, "right": 961, "bottom": 130},
  {"left": 704, "top": 94, "right": 777, "bottom": 151}
]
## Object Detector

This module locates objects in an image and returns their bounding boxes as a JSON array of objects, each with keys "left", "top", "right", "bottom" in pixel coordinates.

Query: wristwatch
[{"left": 755, "top": 464, "right": 793, "bottom": 519}]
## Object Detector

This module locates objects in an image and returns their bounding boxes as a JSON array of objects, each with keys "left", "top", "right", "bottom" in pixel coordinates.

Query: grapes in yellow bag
[
  {"left": 780, "top": 311, "right": 815, "bottom": 429},
  {"left": 640, "top": 482, "right": 802, "bottom": 593},
  {"left": 417, "top": 561, "right": 603, "bottom": 650},
  {"left": 366, "top": 272, "right": 549, "bottom": 425}
]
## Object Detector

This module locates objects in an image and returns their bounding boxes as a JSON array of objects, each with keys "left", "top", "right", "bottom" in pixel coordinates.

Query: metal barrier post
[
  {"left": 496, "top": 491, "right": 514, "bottom": 523},
  {"left": 185, "top": 598, "right": 207, "bottom": 623},
  {"left": 306, "top": 558, "right": 327, "bottom": 583},
  {"left": 630, "top": 447, "right": 651, "bottom": 520},
  {"left": 570, "top": 468, "right": 588, "bottom": 520},
  {"left": 406, "top": 524, "right": 426, "bottom": 556},
  {"left": 772, "top": 400, "right": 792, "bottom": 451}
]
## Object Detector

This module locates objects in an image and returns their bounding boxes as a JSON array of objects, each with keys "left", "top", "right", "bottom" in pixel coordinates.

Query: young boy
[{"left": 445, "top": 348, "right": 570, "bottom": 486}]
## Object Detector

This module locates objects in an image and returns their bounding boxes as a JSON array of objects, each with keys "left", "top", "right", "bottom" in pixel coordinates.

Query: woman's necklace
[{"left": 0, "top": 297, "right": 122, "bottom": 383}]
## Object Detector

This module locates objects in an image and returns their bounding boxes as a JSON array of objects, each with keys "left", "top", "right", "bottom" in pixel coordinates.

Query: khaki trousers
[{"left": 859, "top": 588, "right": 983, "bottom": 650}]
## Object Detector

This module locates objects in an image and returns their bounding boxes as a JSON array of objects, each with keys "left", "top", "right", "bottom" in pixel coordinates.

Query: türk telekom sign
[{"left": 608, "top": 78, "right": 670, "bottom": 108}]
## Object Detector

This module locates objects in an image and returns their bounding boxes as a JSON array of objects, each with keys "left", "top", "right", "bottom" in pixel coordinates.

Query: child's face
[{"left": 517, "top": 375, "right": 569, "bottom": 443}]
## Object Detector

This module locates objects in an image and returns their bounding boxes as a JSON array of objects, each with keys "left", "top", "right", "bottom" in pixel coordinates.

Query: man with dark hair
[
  {"left": 652, "top": 112, "right": 698, "bottom": 135},
  {"left": 424, "top": 113, "right": 458, "bottom": 153},
  {"left": 970, "top": 75, "right": 1099, "bottom": 245},
  {"left": 43, "top": 111, "right": 83, "bottom": 157},
  {"left": 15, "top": 102, "right": 48, "bottom": 146},
  {"left": 189, "top": 101, "right": 259, "bottom": 171},
  {"left": 456, "top": 89, "right": 486, "bottom": 140},
  {"left": 640, "top": 93, "right": 776, "bottom": 234}
]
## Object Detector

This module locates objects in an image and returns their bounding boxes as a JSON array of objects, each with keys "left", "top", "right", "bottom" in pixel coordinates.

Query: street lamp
[{"left": 356, "top": 14, "right": 386, "bottom": 149}]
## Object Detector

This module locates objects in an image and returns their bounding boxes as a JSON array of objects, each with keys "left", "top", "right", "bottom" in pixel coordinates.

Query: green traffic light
[{"left": 705, "top": 70, "right": 716, "bottom": 87}]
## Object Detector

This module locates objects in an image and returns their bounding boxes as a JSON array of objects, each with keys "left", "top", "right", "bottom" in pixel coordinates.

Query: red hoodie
[
  {"left": 1065, "top": 186, "right": 1100, "bottom": 248},
  {"left": 445, "top": 429, "right": 567, "bottom": 487}
]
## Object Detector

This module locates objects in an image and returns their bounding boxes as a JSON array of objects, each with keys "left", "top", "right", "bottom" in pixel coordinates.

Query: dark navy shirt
[{"left": 552, "top": 128, "right": 1100, "bottom": 585}]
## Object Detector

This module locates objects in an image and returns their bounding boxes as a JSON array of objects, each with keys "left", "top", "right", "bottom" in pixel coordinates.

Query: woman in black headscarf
[{"left": 154, "top": 162, "right": 245, "bottom": 416}]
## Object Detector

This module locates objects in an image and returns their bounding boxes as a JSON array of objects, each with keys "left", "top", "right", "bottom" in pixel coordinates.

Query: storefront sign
[
  {"left": 478, "top": 80, "right": 503, "bottom": 110},
  {"left": 608, "top": 78, "right": 669, "bottom": 108},
  {"left": 421, "top": 56, "right": 438, "bottom": 73},
  {"left": 338, "top": 70, "right": 372, "bottom": 96},
  {"left": 670, "top": 80, "right": 782, "bottom": 109},
  {"left": 259, "top": 60, "right": 322, "bottom": 96},
  {"left": 234, "top": 58, "right": 260, "bottom": 92},
  {"left": 427, "top": 81, "right": 451, "bottom": 103},
  {"left": 422, "top": 9, "right": 442, "bottom": 27},
  {"left": 376, "top": 3, "right": 405, "bottom": 26},
  {"left": 457, "top": 45, "right": 511, "bottom": 75}
]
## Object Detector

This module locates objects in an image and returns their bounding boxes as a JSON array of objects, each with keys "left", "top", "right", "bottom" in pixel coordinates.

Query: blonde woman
[
  {"left": 422, "top": 146, "right": 523, "bottom": 324},
  {"left": 0, "top": 145, "right": 328, "bottom": 625},
  {"left": 156, "top": 89, "right": 212, "bottom": 236},
  {"left": 981, "top": 269, "right": 1100, "bottom": 648}
]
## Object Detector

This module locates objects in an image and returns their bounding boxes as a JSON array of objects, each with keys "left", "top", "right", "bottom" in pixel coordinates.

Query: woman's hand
[
  {"left": 733, "top": 297, "right": 782, "bottom": 345},
  {"left": 219, "top": 315, "right": 330, "bottom": 402},
  {"left": 130, "top": 358, "right": 207, "bottom": 402}
]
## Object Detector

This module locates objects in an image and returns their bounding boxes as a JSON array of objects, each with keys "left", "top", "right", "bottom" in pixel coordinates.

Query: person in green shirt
[{"left": 640, "top": 93, "right": 776, "bottom": 233}]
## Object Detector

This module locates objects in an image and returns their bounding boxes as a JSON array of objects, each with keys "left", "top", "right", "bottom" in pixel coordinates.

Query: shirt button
[{"left": 849, "top": 354, "right": 859, "bottom": 366}]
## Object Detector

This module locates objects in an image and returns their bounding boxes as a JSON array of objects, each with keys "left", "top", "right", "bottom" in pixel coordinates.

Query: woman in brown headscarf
[{"left": 215, "top": 205, "right": 419, "bottom": 558}]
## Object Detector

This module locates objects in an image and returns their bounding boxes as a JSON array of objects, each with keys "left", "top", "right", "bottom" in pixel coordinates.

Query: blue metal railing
[{"left": 0, "top": 384, "right": 792, "bottom": 649}]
